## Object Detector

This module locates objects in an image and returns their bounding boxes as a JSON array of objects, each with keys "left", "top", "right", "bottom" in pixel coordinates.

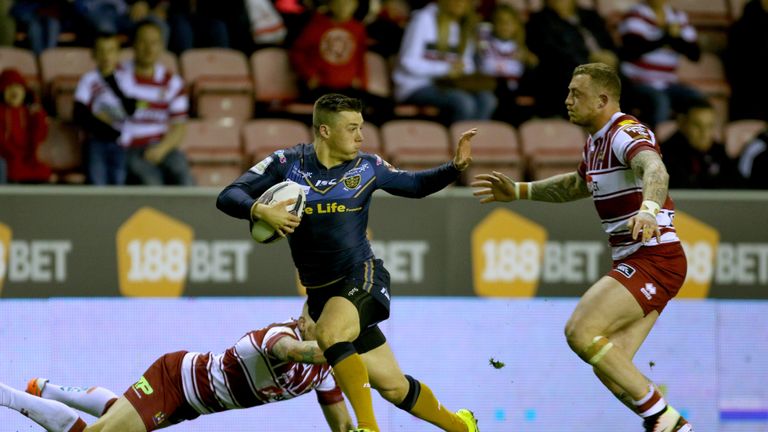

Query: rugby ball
[{"left": 250, "top": 181, "right": 306, "bottom": 244}]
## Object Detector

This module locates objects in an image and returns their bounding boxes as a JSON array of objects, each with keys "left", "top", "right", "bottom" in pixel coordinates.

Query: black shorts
[{"left": 306, "top": 258, "right": 390, "bottom": 353}]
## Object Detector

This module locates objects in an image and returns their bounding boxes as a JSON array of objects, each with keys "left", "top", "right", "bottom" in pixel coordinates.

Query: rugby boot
[
  {"left": 456, "top": 408, "right": 480, "bottom": 432},
  {"left": 25, "top": 378, "right": 48, "bottom": 397}
]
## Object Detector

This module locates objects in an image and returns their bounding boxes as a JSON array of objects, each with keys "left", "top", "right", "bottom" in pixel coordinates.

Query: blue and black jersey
[{"left": 217, "top": 143, "right": 460, "bottom": 286}]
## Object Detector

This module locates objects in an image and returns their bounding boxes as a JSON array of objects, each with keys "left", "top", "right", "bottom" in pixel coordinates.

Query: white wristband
[
  {"left": 514, "top": 182, "right": 532, "bottom": 200},
  {"left": 639, "top": 200, "right": 660, "bottom": 217}
]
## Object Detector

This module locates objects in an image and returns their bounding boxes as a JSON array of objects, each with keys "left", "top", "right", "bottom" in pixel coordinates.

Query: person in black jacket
[
  {"left": 661, "top": 99, "right": 739, "bottom": 189},
  {"left": 526, "top": 0, "right": 618, "bottom": 118},
  {"left": 724, "top": 0, "right": 768, "bottom": 121}
]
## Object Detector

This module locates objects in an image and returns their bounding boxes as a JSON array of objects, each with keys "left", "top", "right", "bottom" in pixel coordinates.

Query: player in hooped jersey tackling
[
  {"left": 473, "top": 63, "right": 693, "bottom": 432},
  {"left": 217, "top": 94, "right": 480, "bottom": 432},
  {"left": 0, "top": 305, "right": 355, "bottom": 431}
]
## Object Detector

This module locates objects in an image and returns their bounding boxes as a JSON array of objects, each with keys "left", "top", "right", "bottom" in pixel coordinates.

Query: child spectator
[
  {"left": 0, "top": 69, "right": 51, "bottom": 184},
  {"left": 476, "top": 4, "right": 537, "bottom": 125},
  {"left": 290, "top": 0, "right": 392, "bottom": 124},
  {"left": 73, "top": 33, "right": 128, "bottom": 185}
]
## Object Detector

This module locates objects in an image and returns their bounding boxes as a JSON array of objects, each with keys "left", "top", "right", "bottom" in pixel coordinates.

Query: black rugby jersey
[{"left": 217, "top": 143, "right": 460, "bottom": 286}]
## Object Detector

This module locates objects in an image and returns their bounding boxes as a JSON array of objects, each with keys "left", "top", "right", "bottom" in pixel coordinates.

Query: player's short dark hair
[
  {"left": 312, "top": 93, "right": 363, "bottom": 133},
  {"left": 573, "top": 63, "right": 621, "bottom": 101},
  {"left": 682, "top": 97, "right": 713, "bottom": 113}
]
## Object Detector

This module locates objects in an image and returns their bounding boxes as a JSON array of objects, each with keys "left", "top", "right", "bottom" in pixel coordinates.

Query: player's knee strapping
[
  {"left": 395, "top": 375, "right": 421, "bottom": 412},
  {"left": 323, "top": 342, "right": 358, "bottom": 367},
  {"left": 585, "top": 336, "right": 614, "bottom": 365}
]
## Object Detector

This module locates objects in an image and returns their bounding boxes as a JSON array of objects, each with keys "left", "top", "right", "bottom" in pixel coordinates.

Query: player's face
[
  {"left": 327, "top": 111, "right": 364, "bottom": 161},
  {"left": 565, "top": 74, "right": 601, "bottom": 128}
]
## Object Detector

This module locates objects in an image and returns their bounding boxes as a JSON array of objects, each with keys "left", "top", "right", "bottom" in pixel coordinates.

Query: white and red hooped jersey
[
  {"left": 113, "top": 60, "right": 188, "bottom": 148},
  {"left": 577, "top": 112, "right": 680, "bottom": 260},
  {"left": 180, "top": 321, "right": 342, "bottom": 415},
  {"left": 618, "top": 3, "right": 697, "bottom": 88}
]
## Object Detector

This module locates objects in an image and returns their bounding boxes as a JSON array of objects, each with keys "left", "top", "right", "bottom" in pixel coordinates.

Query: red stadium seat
[
  {"left": 180, "top": 119, "right": 244, "bottom": 186},
  {"left": 365, "top": 51, "right": 390, "bottom": 98},
  {"left": 250, "top": 47, "right": 313, "bottom": 115},
  {"left": 519, "top": 118, "right": 586, "bottom": 180},
  {"left": 0, "top": 47, "right": 41, "bottom": 96},
  {"left": 37, "top": 118, "right": 85, "bottom": 184},
  {"left": 677, "top": 52, "right": 730, "bottom": 98},
  {"left": 39, "top": 47, "right": 95, "bottom": 122},
  {"left": 380, "top": 120, "right": 452, "bottom": 171},
  {"left": 724, "top": 120, "right": 767, "bottom": 158},
  {"left": 180, "top": 48, "right": 254, "bottom": 121},
  {"left": 361, "top": 123, "right": 383, "bottom": 155},
  {"left": 450, "top": 120, "right": 524, "bottom": 183},
  {"left": 242, "top": 119, "right": 312, "bottom": 164}
]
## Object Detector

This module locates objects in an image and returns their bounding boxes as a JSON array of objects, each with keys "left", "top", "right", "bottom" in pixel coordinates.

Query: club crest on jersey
[
  {"left": 616, "top": 263, "right": 636, "bottom": 278},
  {"left": 343, "top": 174, "right": 362, "bottom": 189},
  {"left": 275, "top": 150, "right": 287, "bottom": 164}
]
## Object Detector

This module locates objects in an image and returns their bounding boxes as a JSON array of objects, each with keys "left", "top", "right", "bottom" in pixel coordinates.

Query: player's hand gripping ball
[{"left": 250, "top": 181, "right": 306, "bottom": 244}]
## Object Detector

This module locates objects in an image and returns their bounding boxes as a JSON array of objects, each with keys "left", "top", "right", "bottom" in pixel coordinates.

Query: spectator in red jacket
[
  {"left": 0, "top": 68, "right": 51, "bottom": 184},
  {"left": 290, "top": 0, "right": 393, "bottom": 124}
]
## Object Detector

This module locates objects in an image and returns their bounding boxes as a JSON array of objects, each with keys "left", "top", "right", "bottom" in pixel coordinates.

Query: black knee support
[{"left": 395, "top": 374, "right": 421, "bottom": 411}]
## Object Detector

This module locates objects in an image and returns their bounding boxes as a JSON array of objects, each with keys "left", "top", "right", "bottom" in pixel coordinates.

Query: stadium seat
[
  {"left": 670, "top": 0, "right": 729, "bottom": 27},
  {"left": 119, "top": 48, "right": 179, "bottom": 74},
  {"left": 450, "top": 120, "right": 524, "bottom": 183},
  {"left": 180, "top": 48, "right": 254, "bottom": 121},
  {"left": 365, "top": 51, "right": 390, "bottom": 98},
  {"left": 0, "top": 47, "right": 41, "bottom": 95},
  {"left": 724, "top": 119, "right": 767, "bottom": 158},
  {"left": 380, "top": 120, "right": 452, "bottom": 171},
  {"left": 242, "top": 119, "right": 312, "bottom": 164},
  {"left": 361, "top": 123, "right": 383, "bottom": 155},
  {"left": 37, "top": 118, "right": 84, "bottom": 184},
  {"left": 519, "top": 118, "right": 587, "bottom": 180},
  {"left": 180, "top": 119, "right": 244, "bottom": 186},
  {"left": 677, "top": 52, "right": 730, "bottom": 98},
  {"left": 39, "top": 47, "right": 95, "bottom": 122},
  {"left": 730, "top": 0, "right": 749, "bottom": 19},
  {"left": 250, "top": 47, "right": 313, "bottom": 115}
]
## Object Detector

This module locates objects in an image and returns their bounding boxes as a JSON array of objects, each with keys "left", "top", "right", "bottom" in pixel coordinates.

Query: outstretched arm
[
  {"left": 626, "top": 150, "right": 669, "bottom": 243},
  {"left": 472, "top": 171, "right": 591, "bottom": 203},
  {"left": 320, "top": 401, "right": 355, "bottom": 432},
  {"left": 271, "top": 337, "right": 326, "bottom": 364}
]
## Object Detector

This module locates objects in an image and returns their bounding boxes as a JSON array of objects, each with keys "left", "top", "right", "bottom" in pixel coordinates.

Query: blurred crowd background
[{"left": 0, "top": 0, "right": 766, "bottom": 189}]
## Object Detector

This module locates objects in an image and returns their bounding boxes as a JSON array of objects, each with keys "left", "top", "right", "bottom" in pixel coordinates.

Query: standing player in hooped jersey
[
  {"left": 0, "top": 305, "right": 354, "bottom": 432},
  {"left": 473, "top": 63, "right": 693, "bottom": 432},
  {"left": 217, "top": 94, "right": 480, "bottom": 432}
]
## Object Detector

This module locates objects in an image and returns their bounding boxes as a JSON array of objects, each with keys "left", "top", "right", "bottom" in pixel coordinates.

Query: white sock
[
  {"left": 42, "top": 382, "right": 118, "bottom": 417},
  {"left": 0, "top": 382, "right": 84, "bottom": 431},
  {"left": 633, "top": 384, "right": 667, "bottom": 418}
]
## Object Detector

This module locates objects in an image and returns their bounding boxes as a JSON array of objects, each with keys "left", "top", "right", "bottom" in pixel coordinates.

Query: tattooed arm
[
  {"left": 627, "top": 149, "right": 669, "bottom": 242},
  {"left": 630, "top": 150, "right": 669, "bottom": 205},
  {"left": 531, "top": 172, "right": 592, "bottom": 203},
  {"left": 271, "top": 337, "right": 326, "bottom": 364},
  {"left": 472, "top": 170, "right": 590, "bottom": 203}
]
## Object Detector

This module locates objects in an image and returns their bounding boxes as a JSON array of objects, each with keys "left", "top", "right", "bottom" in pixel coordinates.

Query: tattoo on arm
[
  {"left": 273, "top": 338, "right": 326, "bottom": 364},
  {"left": 531, "top": 172, "right": 591, "bottom": 202},
  {"left": 630, "top": 150, "right": 669, "bottom": 205}
]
